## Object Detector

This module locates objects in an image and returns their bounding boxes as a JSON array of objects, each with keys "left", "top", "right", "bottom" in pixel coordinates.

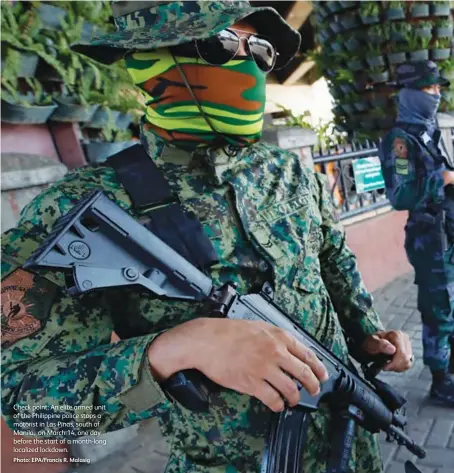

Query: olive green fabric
[
  {"left": 125, "top": 49, "right": 266, "bottom": 150},
  {"left": 1, "top": 134, "right": 384, "bottom": 472}
]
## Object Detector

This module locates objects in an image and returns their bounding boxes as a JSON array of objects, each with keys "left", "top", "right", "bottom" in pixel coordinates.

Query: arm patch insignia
[
  {"left": 1, "top": 269, "right": 55, "bottom": 346},
  {"left": 396, "top": 158, "right": 409, "bottom": 175},
  {"left": 393, "top": 137, "right": 408, "bottom": 159}
]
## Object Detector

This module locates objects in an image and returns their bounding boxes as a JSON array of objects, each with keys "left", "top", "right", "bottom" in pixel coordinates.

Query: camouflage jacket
[{"left": 1, "top": 133, "right": 383, "bottom": 473}]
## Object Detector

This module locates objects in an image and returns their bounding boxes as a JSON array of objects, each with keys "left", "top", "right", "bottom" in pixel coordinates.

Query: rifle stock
[{"left": 25, "top": 190, "right": 426, "bottom": 465}]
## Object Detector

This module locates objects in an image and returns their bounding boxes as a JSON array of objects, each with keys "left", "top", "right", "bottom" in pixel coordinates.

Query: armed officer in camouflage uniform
[
  {"left": 1, "top": 2, "right": 413, "bottom": 472},
  {"left": 379, "top": 61, "right": 454, "bottom": 407}
]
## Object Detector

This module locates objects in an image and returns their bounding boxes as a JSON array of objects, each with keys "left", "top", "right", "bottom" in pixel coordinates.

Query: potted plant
[
  {"left": 329, "top": 15, "right": 343, "bottom": 34},
  {"left": 359, "top": 2, "right": 380, "bottom": 25},
  {"left": 435, "top": 19, "right": 454, "bottom": 38},
  {"left": 1, "top": 2, "right": 42, "bottom": 78},
  {"left": 414, "top": 21, "right": 433, "bottom": 38},
  {"left": 389, "top": 21, "right": 411, "bottom": 42},
  {"left": 1, "top": 77, "right": 57, "bottom": 124},
  {"left": 385, "top": 1, "right": 406, "bottom": 21},
  {"left": 387, "top": 50, "right": 407, "bottom": 65},
  {"left": 440, "top": 58, "right": 454, "bottom": 81},
  {"left": 366, "top": 44, "right": 386, "bottom": 67},
  {"left": 36, "top": 2, "right": 67, "bottom": 30},
  {"left": 338, "top": 1, "right": 357, "bottom": 11},
  {"left": 85, "top": 105, "right": 121, "bottom": 129},
  {"left": 331, "top": 37, "right": 345, "bottom": 53},
  {"left": 440, "top": 89, "right": 454, "bottom": 113},
  {"left": 83, "top": 127, "right": 136, "bottom": 164},
  {"left": 368, "top": 66, "right": 390, "bottom": 84},
  {"left": 368, "top": 25, "right": 386, "bottom": 45},
  {"left": 51, "top": 64, "right": 101, "bottom": 123},
  {"left": 430, "top": 38, "right": 452, "bottom": 61},
  {"left": 410, "top": 2, "right": 429, "bottom": 18},
  {"left": 326, "top": 1, "right": 342, "bottom": 14},
  {"left": 344, "top": 32, "right": 362, "bottom": 52},
  {"left": 431, "top": 1, "right": 451, "bottom": 17},
  {"left": 346, "top": 56, "right": 364, "bottom": 71},
  {"left": 339, "top": 11, "right": 360, "bottom": 30},
  {"left": 405, "top": 32, "right": 430, "bottom": 61}
]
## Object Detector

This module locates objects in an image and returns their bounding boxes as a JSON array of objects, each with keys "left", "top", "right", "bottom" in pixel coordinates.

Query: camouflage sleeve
[
  {"left": 314, "top": 173, "right": 384, "bottom": 346},
  {"left": 1, "top": 224, "right": 170, "bottom": 438},
  {"left": 379, "top": 130, "right": 445, "bottom": 211}
]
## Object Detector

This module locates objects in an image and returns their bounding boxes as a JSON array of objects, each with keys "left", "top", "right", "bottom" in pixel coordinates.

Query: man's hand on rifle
[
  {"left": 147, "top": 318, "right": 329, "bottom": 412},
  {"left": 361, "top": 330, "right": 413, "bottom": 372}
]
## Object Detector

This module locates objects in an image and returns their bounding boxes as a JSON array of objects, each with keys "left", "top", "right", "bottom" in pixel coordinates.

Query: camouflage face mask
[{"left": 125, "top": 48, "right": 266, "bottom": 150}]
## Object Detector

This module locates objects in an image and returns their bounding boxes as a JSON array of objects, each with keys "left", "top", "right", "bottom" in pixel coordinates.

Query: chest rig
[
  {"left": 396, "top": 122, "right": 454, "bottom": 247},
  {"left": 104, "top": 144, "right": 219, "bottom": 270}
]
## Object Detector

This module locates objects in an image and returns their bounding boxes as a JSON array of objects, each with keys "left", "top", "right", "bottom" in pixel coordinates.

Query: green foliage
[
  {"left": 386, "top": 1, "right": 406, "bottom": 9},
  {"left": 1, "top": 0, "right": 141, "bottom": 119},
  {"left": 433, "top": 38, "right": 452, "bottom": 49},
  {"left": 336, "top": 69, "right": 355, "bottom": 83},
  {"left": 405, "top": 30, "right": 431, "bottom": 51},
  {"left": 359, "top": 2, "right": 380, "bottom": 16},
  {"left": 436, "top": 18, "right": 454, "bottom": 27},
  {"left": 439, "top": 58, "right": 454, "bottom": 73},
  {"left": 276, "top": 104, "right": 313, "bottom": 129}
]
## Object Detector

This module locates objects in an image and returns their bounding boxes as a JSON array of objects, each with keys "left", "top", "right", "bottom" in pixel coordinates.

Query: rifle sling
[
  {"left": 104, "top": 144, "right": 218, "bottom": 269},
  {"left": 104, "top": 145, "right": 313, "bottom": 469}
]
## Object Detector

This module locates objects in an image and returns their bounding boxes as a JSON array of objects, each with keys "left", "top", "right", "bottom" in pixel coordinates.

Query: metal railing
[{"left": 313, "top": 140, "right": 390, "bottom": 220}]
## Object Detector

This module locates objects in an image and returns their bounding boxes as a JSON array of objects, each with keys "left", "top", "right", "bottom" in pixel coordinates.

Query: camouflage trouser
[{"left": 415, "top": 247, "right": 454, "bottom": 371}]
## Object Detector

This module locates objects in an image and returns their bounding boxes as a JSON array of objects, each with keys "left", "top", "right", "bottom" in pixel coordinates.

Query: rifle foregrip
[{"left": 161, "top": 370, "right": 211, "bottom": 412}]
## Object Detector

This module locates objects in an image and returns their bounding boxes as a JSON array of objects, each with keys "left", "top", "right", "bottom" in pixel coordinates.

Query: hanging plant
[
  {"left": 359, "top": 2, "right": 380, "bottom": 25},
  {"left": 405, "top": 31, "right": 431, "bottom": 61},
  {"left": 312, "top": 0, "right": 453, "bottom": 138},
  {"left": 387, "top": 51, "right": 407, "bottom": 65},
  {"left": 431, "top": 1, "right": 452, "bottom": 17},
  {"left": 1, "top": 78, "right": 57, "bottom": 124},
  {"left": 435, "top": 18, "right": 454, "bottom": 38},
  {"left": 385, "top": 1, "right": 406, "bottom": 21},
  {"left": 440, "top": 58, "right": 454, "bottom": 81},
  {"left": 339, "top": 11, "right": 360, "bottom": 30},
  {"left": 430, "top": 38, "right": 453, "bottom": 61},
  {"left": 410, "top": 2, "right": 430, "bottom": 18},
  {"left": 368, "top": 24, "right": 386, "bottom": 45},
  {"left": 414, "top": 21, "right": 433, "bottom": 38},
  {"left": 369, "top": 67, "right": 390, "bottom": 84},
  {"left": 344, "top": 32, "right": 362, "bottom": 52},
  {"left": 388, "top": 21, "right": 411, "bottom": 42},
  {"left": 346, "top": 57, "right": 364, "bottom": 71}
]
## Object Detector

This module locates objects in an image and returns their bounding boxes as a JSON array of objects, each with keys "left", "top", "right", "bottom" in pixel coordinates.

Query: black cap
[{"left": 388, "top": 61, "right": 450, "bottom": 89}]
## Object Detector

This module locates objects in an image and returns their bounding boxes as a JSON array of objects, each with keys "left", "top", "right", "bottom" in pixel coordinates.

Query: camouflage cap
[
  {"left": 388, "top": 61, "right": 450, "bottom": 89},
  {"left": 71, "top": 0, "right": 301, "bottom": 69}
]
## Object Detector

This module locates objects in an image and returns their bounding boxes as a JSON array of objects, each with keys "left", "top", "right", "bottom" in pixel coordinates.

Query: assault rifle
[{"left": 25, "top": 190, "right": 426, "bottom": 473}]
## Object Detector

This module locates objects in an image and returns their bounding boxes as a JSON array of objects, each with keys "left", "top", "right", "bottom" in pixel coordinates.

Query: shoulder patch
[
  {"left": 1, "top": 269, "right": 56, "bottom": 347},
  {"left": 393, "top": 137, "right": 408, "bottom": 159},
  {"left": 396, "top": 159, "right": 409, "bottom": 175}
]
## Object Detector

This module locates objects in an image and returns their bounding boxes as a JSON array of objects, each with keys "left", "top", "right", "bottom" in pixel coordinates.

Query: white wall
[{"left": 265, "top": 77, "right": 334, "bottom": 126}]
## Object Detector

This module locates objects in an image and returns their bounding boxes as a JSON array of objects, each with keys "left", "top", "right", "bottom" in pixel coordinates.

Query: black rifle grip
[{"left": 161, "top": 370, "right": 211, "bottom": 412}]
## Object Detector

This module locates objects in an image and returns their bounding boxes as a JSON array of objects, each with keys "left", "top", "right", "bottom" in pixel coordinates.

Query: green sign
[{"left": 352, "top": 156, "right": 385, "bottom": 194}]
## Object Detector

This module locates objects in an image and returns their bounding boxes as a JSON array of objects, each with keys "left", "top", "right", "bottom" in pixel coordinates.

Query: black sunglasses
[{"left": 171, "top": 28, "right": 278, "bottom": 73}]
